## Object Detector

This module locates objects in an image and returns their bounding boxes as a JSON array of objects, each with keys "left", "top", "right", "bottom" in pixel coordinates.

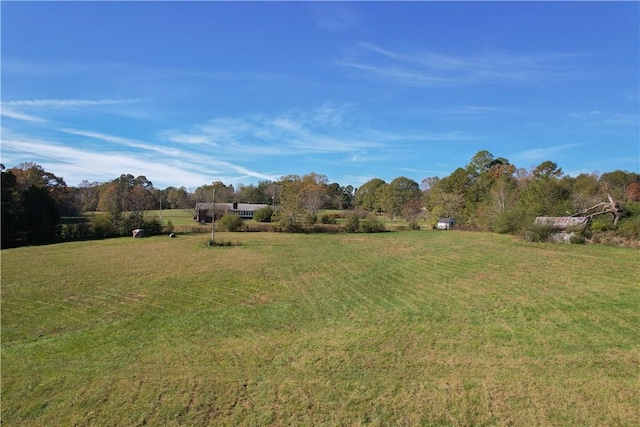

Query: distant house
[
  {"left": 436, "top": 217, "right": 455, "bottom": 230},
  {"left": 196, "top": 202, "right": 272, "bottom": 223}
]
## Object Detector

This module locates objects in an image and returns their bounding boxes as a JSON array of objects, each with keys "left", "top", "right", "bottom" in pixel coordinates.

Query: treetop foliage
[{"left": 2, "top": 150, "right": 639, "bottom": 246}]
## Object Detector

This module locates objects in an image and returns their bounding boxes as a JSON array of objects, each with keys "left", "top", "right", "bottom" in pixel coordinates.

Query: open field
[
  {"left": 2, "top": 230, "right": 639, "bottom": 426},
  {"left": 144, "top": 208, "right": 421, "bottom": 230},
  {"left": 147, "top": 209, "right": 197, "bottom": 227}
]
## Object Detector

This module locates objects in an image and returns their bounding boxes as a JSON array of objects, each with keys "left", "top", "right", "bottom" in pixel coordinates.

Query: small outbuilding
[
  {"left": 533, "top": 217, "right": 589, "bottom": 243},
  {"left": 533, "top": 217, "right": 589, "bottom": 230},
  {"left": 436, "top": 218, "right": 455, "bottom": 230}
]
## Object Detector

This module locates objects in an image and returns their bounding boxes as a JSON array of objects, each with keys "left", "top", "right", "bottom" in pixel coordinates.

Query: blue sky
[{"left": 1, "top": 1, "right": 638, "bottom": 190}]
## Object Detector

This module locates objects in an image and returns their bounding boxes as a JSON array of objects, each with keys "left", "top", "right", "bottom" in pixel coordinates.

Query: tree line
[
  {"left": 420, "top": 150, "right": 639, "bottom": 235},
  {"left": 2, "top": 151, "right": 639, "bottom": 247}
]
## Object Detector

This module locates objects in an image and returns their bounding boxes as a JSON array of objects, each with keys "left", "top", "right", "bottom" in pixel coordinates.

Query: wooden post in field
[{"left": 211, "top": 187, "right": 215, "bottom": 242}]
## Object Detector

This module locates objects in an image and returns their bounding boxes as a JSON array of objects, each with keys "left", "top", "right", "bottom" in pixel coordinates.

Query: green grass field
[
  {"left": 147, "top": 209, "right": 197, "bottom": 226},
  {"left": 2, "top": 230, "right": 639, "bottom": 426},
  {"left": 145, "top": 208, "right": 419, "bottom": 230}
]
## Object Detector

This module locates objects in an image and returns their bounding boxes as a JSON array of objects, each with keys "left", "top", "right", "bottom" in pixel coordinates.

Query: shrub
[
  {"left": 244, "top": 222, "right": 275, "bottom": 232},
  {"left": 142, "top": 217, "right": 163, "bottom": 236},
  {"left": 523, "top": 223, "right": 555, "bottom": 242},
  {"left": 320, "top": 213, "right": 338, "bottom": 224},
  {"left": 58, "top": 221, "right": 93, "bottom": 240},
  {"left": 407, "top": 220, "right": 420, "bottom": 230},
  {"left": 304, "top": 213, "right": 318, "bottom": 226},
  {"left": 90, "top": 214, "right": 118, "bottom": 237},
  {"left": 310, "top": 224, "right": 341, "bottom": 233},
  {"left": 591, "top": 218, "right": 615, "bottom": 233},
  {"left": 491, "top": 209, "right": 526, "bottom": 234},
  {"left": 218, "top": 214, "right": 244, "bottom": 232},
  {"left": 163, "top": 219, "right": 175, "bottom": 234},
  {"left": 203, "top": 239, "right": 237, "bottom": 247},
  {"left": 121, "top": 211, "right": 145, "bottom": 233},
  {"left": 360, "top": 214, "right": 386, "bottom": 233},
  {"left": 253, "top": 206, "right": 274, "bottom": 223},
  {"left": 569, "top": 234, "right": 586, "bottom": 244},
  {"left": 616, "top": 215, "right": 640, "bottom": 240},
  {"left": 274, "top": 215, "right": 304, "bottom": 233},
  {"left": 344, "top": 214, "right": 360, "bottom": 233}
]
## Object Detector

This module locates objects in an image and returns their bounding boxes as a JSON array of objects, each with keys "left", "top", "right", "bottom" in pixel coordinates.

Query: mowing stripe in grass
[{"left": 2, "top": 231, "right": 639, "bottom": 425}]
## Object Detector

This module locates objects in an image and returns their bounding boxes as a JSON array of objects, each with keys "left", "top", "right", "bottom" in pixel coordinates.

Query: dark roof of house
[{"left": 196, "top": 202, "right": 271, "bottom": 211}]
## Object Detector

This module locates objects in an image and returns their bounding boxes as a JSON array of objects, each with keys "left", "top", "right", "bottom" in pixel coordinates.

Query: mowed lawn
[{"left": 1, "top": 231, "right": 639, "bottom": 426}]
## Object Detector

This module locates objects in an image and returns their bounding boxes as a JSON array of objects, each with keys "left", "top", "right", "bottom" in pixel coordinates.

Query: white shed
[{"left": 437, "top": 218, "right": 455, "bottom": 230}]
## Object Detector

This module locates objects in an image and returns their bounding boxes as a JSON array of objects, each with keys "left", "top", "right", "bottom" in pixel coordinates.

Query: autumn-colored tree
[
  {"left": 275, "top": 174, "right": 305, "bottom": 231},
  {"left": 625, "top": 182, "right": 640, "bottom": 202},
  {"left": 300, "top": 173, "right": 329, "bottom": 216}
]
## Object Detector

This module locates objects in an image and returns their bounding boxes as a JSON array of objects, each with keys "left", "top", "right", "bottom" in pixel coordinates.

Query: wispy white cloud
[
  {"left": 58, "top": 127, "right": 278, "bottom": 182},
  {"left": 1, "top": 128, "right": 277, "bottom": 188},
  {"left": 159, "top": 131, "right": 218, "bottom": 146},
  {"left": 1, "top": 131, "right": 122, "bottom": 180},
  {"left": 309, "top": 3, "right": 362, "bottom": 33},
  {"left": 429, "top": 105, "right": 511, "bottom": 115},
  {"left": 391, "top": 105, "right": 513, "bottom": 120},
  {"left": 569, "top": 110, "right": 639, "bottom": 128},
  {"left": 59, "top": 128, "right": 182, "bottom": 157},
  {"left": 512, "top": 143, "right": 582, "bottom": 164},
  {"left": 160, "top": 104, "right": 471, "bottom": 164},
  {"left": 568, "top": 110, "right": 602, "bottom": 119},
  {"left": 1, "top": 98, "right": 151, "bottom": 124},
  {"left": 1, "top": 58, "right": 287, "bottom": 86},
  {"left": 0, "top": 107, "right": 47, "bottom": 123},
  {"left": 3, "top": 98, "right": 146, "bottom": 108},
  {"left": 338, "top": 43, "right": 588, "bottom": 87},
  {"left": 2, "top": 101, "right": 475, "bottom": 187}
]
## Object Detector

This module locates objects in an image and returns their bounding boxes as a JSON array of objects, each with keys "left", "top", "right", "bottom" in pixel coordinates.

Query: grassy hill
[{"left": 2, "top": 230, "right": 639, "bottom": 425}]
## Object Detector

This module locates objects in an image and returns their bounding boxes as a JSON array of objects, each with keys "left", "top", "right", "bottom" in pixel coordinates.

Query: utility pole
[{"left": 211, "top": 187, "right": 215, "bottom": 242}]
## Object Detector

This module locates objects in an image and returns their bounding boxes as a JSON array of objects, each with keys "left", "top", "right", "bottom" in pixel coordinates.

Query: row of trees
[
  {"left": 2, "top": 152, "right": 639, "bottom": 247},
  {"left": 267, "top": 151, "right": 639, "bottom": 236},
  {"left": 74, "top": 175, "right": 356, "bottom": 214},
  {"left": 0, "top": 164, "right": 357, "bottom": 246},
  {"left": 2, "top": 163, "right": 70, "bottom": 247},
  {"left": 420, "top": 151, "right": 640, "bottom": 234}
]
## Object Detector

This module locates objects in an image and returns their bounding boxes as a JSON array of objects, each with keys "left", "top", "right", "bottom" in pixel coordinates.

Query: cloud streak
[
  {"left": 309, "top": 2, "right": 362, "bottom": 33},
  {"left": 2, "top": 98, "right": 151, "bottom": 124},
  {"left": 3, "top": 98, "right": 146, "bottom": 108},
  {"left": 512, "top": 143, "right": 582, "bottom": 164},
  {"left": 338, "top": 43, "right": 588, "bottom": 87},
  {"left": 0, "top": 107, "right": 47, "bottom": 123},
  {"left": 2, "top": 102, "right": 474, "bottom": 186},
  {"left": 1, "top": 128, "right": 277, "bottom": 188},
  {"left": 159, "top": 104, "right": 473, "bottom": 164},
  {"left": 569, "top": 110, "right": 639, "bottom": 128}
]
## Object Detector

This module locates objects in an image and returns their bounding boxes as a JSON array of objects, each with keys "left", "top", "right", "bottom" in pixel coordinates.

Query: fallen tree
[{"left": 569, "top": 194, "right": 622, "bottom": 225}]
